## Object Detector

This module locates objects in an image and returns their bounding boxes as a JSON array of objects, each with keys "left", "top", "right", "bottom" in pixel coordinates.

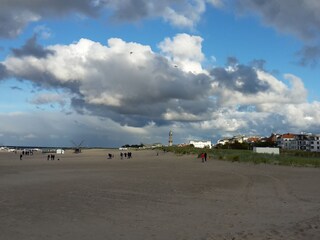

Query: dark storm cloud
[
  {"left": 211, "top": 63, "right": 270, "bottom": 94},
  {"left": 69, "top": 71, "right": 215, "bottom": 127},
  {"left": 70, "top": 97, "right": 166, "bottom": 127},
  {"left": 0, "top": 11, "right": 29, "bottom": 38},
  {"left": 236, "top": 0, "right": 320, "bottom": 40},
  {"left": 8, "top": 62, "right": 82, "bottom": 94},
  {"left": 11, "top": 35, "right": 54, "bottom": 58},
  {"left": 0, "top": 0, "right": 103, "bottom": 38},
  {"left": 0, "top": 0, "right": 212, "bottom": 38},
  {"left": 106, "top": 0, "right": 181, "bottom": 21},
  {"left": 108, "top": 0, "right": 153, "bottom": 21},
  {"left": 1, "top": 0, "right": 101, "bottom": 15},
  {"left": 0, "top": 63, "right": 8, "bottom": 80},
  {"left": 296, "top": 45, "right": 320, "bottom": 68}
]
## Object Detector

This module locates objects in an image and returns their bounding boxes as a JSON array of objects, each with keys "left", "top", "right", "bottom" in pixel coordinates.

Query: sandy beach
[{"left": 1, "top": 149, "right": 319, "bottom": 240}]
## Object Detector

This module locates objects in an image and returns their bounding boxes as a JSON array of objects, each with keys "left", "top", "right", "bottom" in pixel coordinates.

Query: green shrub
[
  {"left": 161, "top": 146, "right": 320, "bottom": 167},
  {"left": 232, "top": 156, "right": 239, "bottom": 162}
]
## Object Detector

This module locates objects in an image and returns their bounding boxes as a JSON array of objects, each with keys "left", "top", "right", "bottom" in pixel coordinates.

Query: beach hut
[{"left": 56, "top": 149, "right": 65, "bottom": 154}]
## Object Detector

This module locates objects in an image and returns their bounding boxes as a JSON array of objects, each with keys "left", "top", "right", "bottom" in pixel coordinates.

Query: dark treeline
[{"left": 122, "top": 144, "right": 144, "bottom": 148}]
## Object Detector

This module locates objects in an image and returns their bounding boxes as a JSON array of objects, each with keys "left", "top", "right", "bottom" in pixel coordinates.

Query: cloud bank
[
  {"left": 0, "top": 0, "right": 222, "bottom": 39},
  {"left": 1, "top": 34, "right": 319, "bottom": 146}
]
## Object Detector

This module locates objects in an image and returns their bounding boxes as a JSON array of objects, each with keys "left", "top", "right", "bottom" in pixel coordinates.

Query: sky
[{"left": 0, "top": 0, "right": 320, "bottom": 148}]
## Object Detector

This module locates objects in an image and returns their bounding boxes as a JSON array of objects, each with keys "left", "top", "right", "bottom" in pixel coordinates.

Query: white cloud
[
  {"left": 159, "top": 33, "right": 206, "bottom": 74},
  {"left": 29, "top": 93, "right": 67, "bottom": 106},
  {"left": 3, "top": 35, "right": 214, "bottom": 127},
  {"left": 163, "top": 0, "right": 206, "bottom": 28},
  {"left": 206, "top": 0, "right": 223, "bottom": 8}
]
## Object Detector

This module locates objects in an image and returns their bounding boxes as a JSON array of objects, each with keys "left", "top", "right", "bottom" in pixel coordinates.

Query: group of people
[
  {"left": 200, "top": 152, "right": 208, "bottom": 163},
  {"left": 120, "top": 152, "right": 133, "bottom": 159},
  {"left": 107, "top": 152, "right": 133, "bottom": 159},
  {"left": 19, "top": 149, "right": 35, "bottom": 160},
  {"left": 47, "top": 154, "right": 57, "bottom": 160},
  {"left": 19, "top": 150, "right": 35, "bottom": 160}
]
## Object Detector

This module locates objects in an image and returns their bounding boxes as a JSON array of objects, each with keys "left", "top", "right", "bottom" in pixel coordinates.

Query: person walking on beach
[
  {"left": 20, "top": 154, "right": 22, "bottom": 160},
  {"left": 204, "top": 152, "right": 207, "bottom": 162},
  {"left": 201, "top": 153, "right": 205, "bottom": 163}
]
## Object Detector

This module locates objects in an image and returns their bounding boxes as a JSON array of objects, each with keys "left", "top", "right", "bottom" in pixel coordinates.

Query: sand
[{"left": 0, "top": 149, "right": 319, "bottom": 240}]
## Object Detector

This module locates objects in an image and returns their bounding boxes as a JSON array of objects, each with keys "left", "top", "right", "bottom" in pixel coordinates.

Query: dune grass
[{"left": 162, "top": 146, "right": 320, "bottom": 167}]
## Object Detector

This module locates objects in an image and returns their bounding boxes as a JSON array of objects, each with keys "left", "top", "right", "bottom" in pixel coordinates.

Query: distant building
[
  {"left": 216, "top": 132, "right": 320, "bottom": 152},
  {"left": 246, "top": 136, "right": 262, "bottom": 144},
  {"left": 295, "top": 133, "right": 312, "bottom": 151},
  {"left": 310, "top": 134, "right": 320, "bottom": 152},
  {"left": 253, "top": 147, "right": 280, "bottom": 155},
  {"left": 275, "top": 133, "right": 320, "bottom": 152},
  {"left": 230, "top": 135, "right": 245, "bottom": 144},
  {"left": 217, "top": 138, "right": 230, "bottom": 145},
  {"left": 189, "top": 140, "right": 212, "bottom": 149},
  {"left": 56, "top": 149, "right": 65, "bottom": 154},
  {"left": 152, "top": 143, "right": 163, "bottom": 148},
  {"left": 277, "top": 133, "right": 296, "bottom": 150}
]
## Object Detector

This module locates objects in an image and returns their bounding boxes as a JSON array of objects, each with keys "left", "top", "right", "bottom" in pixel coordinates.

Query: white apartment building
[
  {"left": 310, "top": 134, "right": 320, "bottom": 152},
  {"left": 277, "top": 133, "right": 296, "bottom": 150},
  {"left": 189, "top": 140, "right": 212, "bottom": 149},
  {"left": 277, "top": 133, "right": 320, "bottom": 152},
  {"left": 217, "top": 138, "right": 230, "bottom": 145}
]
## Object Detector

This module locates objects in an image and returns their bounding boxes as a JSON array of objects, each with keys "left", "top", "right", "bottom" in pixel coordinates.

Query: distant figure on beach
[
  {"left": 20, "top": 154, "right": 22, "bottom": 160},
  {"left": 120, "top": 152, "right": 123, "bottom": 159},
  {"left": 47, "top": 155, "right": 50, "bottom": 161},
  {"left": 108, "top": 153, "right": 112, "bottom": 159},
  {"left": 201, "top": 153, "right": 205, "bottom": 163},
  {"left": 204, "top": 152, "right": 207, "bottom": 162}
]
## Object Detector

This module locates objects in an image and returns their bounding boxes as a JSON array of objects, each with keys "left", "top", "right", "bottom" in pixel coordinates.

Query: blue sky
[{"left": 0, "top": 0, "right": 320, "bottom": 147}]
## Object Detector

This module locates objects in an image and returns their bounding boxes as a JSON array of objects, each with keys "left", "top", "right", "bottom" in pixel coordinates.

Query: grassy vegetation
[{"left": 161, "top": 146, "right": 320, "bottom": 168}]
